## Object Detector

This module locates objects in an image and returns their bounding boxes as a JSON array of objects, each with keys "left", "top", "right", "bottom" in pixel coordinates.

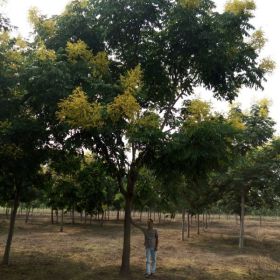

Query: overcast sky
[{"left": 2, "top": 0, "right": 280, "bottom": 134}]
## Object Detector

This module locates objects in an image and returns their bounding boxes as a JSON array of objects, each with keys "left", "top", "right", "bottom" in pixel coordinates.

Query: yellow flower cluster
[
  {"left": 108, "top": 93, "right": 140, "bottom": 122},
  {"left": 108, "top": 65, "right": 142, "bottom": 122},
  {"left": 250, "top": 30, "right": 266, "bottom": 52},
  {"left": 225, "top": 0, "right": 256, "bottom": 15},
  {"left": 66, "top": 40, "right": 109, "bottom": 77},
  {"left": 259, "top": 58, "right": 276, "bottom": 74},
  {"left": 187, "top": 99, "right": 212, "bottom": 123},
  {"left": 228, "top": 105, "right": 245, "bottom": 130},
  {"left": 258, "top": 99, "right": 271, "bottom": 118},
  {"left": 36, "top": 42, "right": 56, "bottom": 61},
  {"left": 57, "top": 87, "right": 104, "bottom": 129}
]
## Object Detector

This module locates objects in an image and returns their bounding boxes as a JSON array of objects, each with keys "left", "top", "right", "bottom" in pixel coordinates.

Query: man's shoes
[{"left": 144, "top": 273, "right": 150, "bottom": 278}]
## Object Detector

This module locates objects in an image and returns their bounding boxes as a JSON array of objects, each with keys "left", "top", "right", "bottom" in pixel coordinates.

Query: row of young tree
[{"left": 1, "top": 0, "right": 280, "bottom": 276}]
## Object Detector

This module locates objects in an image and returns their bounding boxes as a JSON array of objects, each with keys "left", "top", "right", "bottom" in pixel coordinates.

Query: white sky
[{"left": 1, "top": 0, "right": 280, "bottom": 134}]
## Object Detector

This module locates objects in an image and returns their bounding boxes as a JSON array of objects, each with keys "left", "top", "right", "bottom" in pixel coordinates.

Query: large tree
[{"left": 24, "top": 0, "right": 273, "bottom": 275}]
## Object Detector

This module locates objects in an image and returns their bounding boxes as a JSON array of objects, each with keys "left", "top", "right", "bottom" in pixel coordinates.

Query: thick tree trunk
[
  {"left": 182, "top": 208, "right": 186, "bottom": 241},
  {"left": 2, "top": 191, "right": 19, "bottom": 265},
  {"left": 120, "top": 194, "right": 133, "bottom": 276},
  {"left": 239, "top": 188, "right": 245, "bottom": 249}
]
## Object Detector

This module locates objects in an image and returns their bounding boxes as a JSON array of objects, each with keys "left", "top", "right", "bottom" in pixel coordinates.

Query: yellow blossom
[
  {"left": 225, "top": 0, "right": 256, "bottom": 15},
  {"left": 57, "top": 87, "right": 104, "bottom": 129}
]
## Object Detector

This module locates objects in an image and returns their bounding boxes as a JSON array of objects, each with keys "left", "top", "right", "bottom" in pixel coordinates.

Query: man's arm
[{"left": 130, "top": 217, "right": 146, "bottom": 234}]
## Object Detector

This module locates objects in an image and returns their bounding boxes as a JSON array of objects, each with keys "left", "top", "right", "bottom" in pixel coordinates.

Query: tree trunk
[
  {"left": 197, "top": 214, "right": 200, "bottom": 235},
  {"left": 2, "top": 191, "right": 20, "bottom": 265},
  {"left": 239, "top": 188, "right": 245, "bottom": 249},
  {"left": 182, "top": 208, "right": 186, "bottom": 241},
  {"left": 187, "top": 213, "right": 190, "bottom": 238},
  {"left": 51, "top": 207, "right": 54, "bottom": 224},
  {"left": 158, "top": 212, "right": 161, "bottom": 224},
  {"left": 120, "top": 193, "right": 133, "bottom": 276},
  {"left": 25, "top": 207, "right": 31, "bottom": 224},
  {"left": 60, "top": 209, "right": 64, "bottom": 232},
  {"left": 55, "top": 209, "right": 58, "bottom": 223},
  {"left": 72, "top": 206, "right": 75, "bottom": 225},
  {"left": 202, "top": 213, "right": 205, "bottom": 228},
  {"left": 100, "top": 212, "right": 104, "bottom": 226},
  {"left": 117, "top": 210, "right": 120, "bottom": 221},
  {"left": 5, "top": 207, "right": 9, "bottom": 219}
]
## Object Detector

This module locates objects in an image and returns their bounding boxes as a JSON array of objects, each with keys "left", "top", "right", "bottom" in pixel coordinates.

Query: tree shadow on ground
[{"left": 0, "top": 252, "right": 252, "bottom": 280}]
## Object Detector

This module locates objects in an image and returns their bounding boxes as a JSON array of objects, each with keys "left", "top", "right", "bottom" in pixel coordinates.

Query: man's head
[{"left": 147, "top": 219, "right": 154, "bottom": 229}]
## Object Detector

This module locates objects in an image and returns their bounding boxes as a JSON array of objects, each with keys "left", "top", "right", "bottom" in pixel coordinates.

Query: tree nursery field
[{"left": 1, "top": 214, "right": 280, "bottom": 280}]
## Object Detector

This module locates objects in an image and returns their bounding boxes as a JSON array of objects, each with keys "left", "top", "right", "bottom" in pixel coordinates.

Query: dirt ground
[{"left": 0, "top": 214, "right": 280, "bottom": 280}]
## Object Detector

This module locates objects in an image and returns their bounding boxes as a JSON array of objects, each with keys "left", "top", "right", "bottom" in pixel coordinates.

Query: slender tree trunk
[
  {"left": 60, "top": 209, "right": 64, "bottom": 232},
  {"left": 140, "top": 210, "right": 142, "bottom": 222},
  {"left": 205, "top": 213, "right": 208, "bottom": 229},
  {"left": 5, "top": 207, "right": 9, "bottom": 219},
  {"left": 51, "top": 207, "right": 54, "bottom": 224},
  {"left": 55, "top": 209, "right": 58, "bottom": 223},
  {"left": 72, "top": 206, "right": 75, "bottom": 225},
  {"left": 117, "top": 210, "right": 120, "bottom": 221},
  {"left": 120, "top": 193, "right": 133, "bottom": 276},
  {"left": 25, "top": 207, "right": 30, "bottom": 224},
  {"left": 158, "top": 212, "right": 161, "bottom": 224},
  {"left": 100, "top": 212, "right": 104, "bottom": 226},
  {"left": 197, "top": 214, "right": 200, "bottom": 235},
  {"left": 239, "top": 188, "right": 245, "bottom": 249},
  {"left": 202, "top": 213, "right": 205, "bottom": 228},
  {"left": 182, "top": 208, "right": 186, "bottom": 241},
  {"left": 2, "top": 191, "right": 20, "bottom": 265},
  {"left": 187, "top": 213, "right": 190, "bottom": 238}
]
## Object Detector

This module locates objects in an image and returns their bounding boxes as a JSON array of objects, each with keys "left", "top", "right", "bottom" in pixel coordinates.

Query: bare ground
[{"left": 0, "top": 214, "right": 280, "bottom": 280}]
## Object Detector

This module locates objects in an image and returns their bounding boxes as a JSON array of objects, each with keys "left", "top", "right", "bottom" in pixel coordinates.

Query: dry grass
[{"left": 0, "top": 214, "right": 280, "bottom": 279}]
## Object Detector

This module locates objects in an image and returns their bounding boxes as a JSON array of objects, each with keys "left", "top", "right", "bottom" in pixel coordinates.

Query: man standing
[{"left": 131, "top": 218, "right": 159, "bottom": 278}]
